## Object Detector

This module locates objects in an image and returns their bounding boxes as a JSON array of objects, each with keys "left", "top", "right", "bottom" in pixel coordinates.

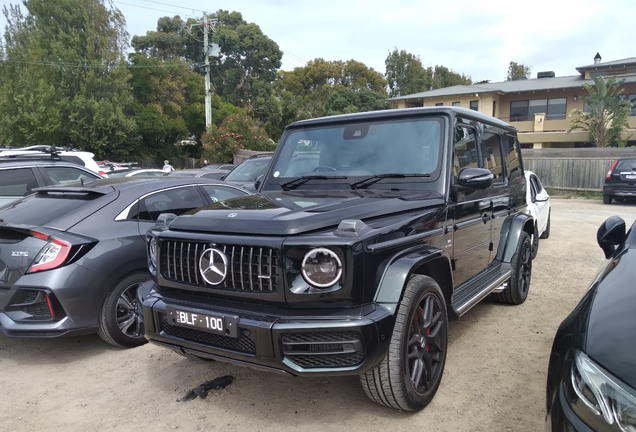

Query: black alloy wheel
[
  {"left": 492, "top": 231, "right": 532, "bottom": 305},
  {"left": 405, "top": 291, "right": 446, "bottom": 397},
  {"left": 98, "top": 272, "right": 150, "bottom": 348},
  {"left": 360, "top": 275, "right": 448, "bottom": 411}
]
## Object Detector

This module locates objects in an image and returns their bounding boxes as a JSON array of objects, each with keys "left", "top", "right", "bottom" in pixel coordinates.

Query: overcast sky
[{"left": 2, "top": 0, "right": 634, "bottom": 83}]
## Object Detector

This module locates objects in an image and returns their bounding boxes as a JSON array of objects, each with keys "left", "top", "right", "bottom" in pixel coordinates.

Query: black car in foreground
[
  {"left": 0, "top": 178, "right": 248, "bottom": 347},
  {"left": 546, "top": 216, "right": 636, "bottom": 431},
  {"left": 139, "top": 107, "right": 534, "bottom": 411},
  {"left": 603, "top": 157, "right": 636, "bottom": 204}
]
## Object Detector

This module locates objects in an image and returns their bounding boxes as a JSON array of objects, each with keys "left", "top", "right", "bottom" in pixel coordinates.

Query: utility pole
[{"left": 185, "top": 15, "right": 218, "bottom": 129}]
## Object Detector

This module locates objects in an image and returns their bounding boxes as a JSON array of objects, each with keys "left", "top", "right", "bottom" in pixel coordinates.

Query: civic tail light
[
  {"left": 27, "top": 231, "right": 72, "bottom": 273},
  {"left": 607, "top": 160, "right": 618, "bottom": 179}
]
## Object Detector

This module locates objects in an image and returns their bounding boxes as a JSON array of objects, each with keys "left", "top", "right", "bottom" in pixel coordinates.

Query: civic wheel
[
  {"left": 360, "top": 275, "right": 448, "bottom": 411},
  {"left": 492, "top": 231, "right": 532, "bottom": 305},
  {"left": 98, "top": 272, "right": 150, "bottom": 348}
]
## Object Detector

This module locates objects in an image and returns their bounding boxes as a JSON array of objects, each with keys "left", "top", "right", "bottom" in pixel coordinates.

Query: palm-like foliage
[{"left": 568, "top": 76, "right": 632, "bottom": 147}]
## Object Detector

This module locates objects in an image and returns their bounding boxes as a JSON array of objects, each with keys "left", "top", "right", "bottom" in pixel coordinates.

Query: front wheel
[
  {"left": 360, "top": 275, "right": 448, "bottom": 411},
  {"left": 98, "top": 272, "right": 150, "bottom": 348},
  {"left": 492, "top": 231, "right": 532, "bottom": 305}
]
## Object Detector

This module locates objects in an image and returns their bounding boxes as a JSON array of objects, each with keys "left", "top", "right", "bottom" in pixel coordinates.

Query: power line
[
  {"left": 281, "top": 49, "right": 307, "bottom": 65},
  {"left": 111, "top": 1, "right": 197, "bottom": 18},
  {"left": 140, "top": 0, "right": 206, "bottom": 14}
]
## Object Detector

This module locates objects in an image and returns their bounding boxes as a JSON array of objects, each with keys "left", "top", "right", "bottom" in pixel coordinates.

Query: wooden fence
[{"left": 522, "top": 148, "right": 636, "bottom": 191}]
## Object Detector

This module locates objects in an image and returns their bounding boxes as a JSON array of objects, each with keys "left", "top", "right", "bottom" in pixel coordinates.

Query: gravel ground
[{"left": 1, "top": 198, "right": 635, "bottom": 432}]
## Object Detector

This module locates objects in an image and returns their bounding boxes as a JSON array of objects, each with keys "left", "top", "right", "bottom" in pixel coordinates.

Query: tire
[
  {"left": 97, "top": 272, "right": 150, "bottom": 348},
  {"left": 531, "top": 224, "right": 539, "bottom": 259},
  {"left": 539, "top": 210, "right": 550, "bottom": 239},
  {"left": 492, "top": 231, "right": 532, "bottom": 305},
  {"left": 603, "top": 194, "right": 612, "bottom": 204},
  {"left": 360, "top": 275, "right": 448, "bottom": 411}
]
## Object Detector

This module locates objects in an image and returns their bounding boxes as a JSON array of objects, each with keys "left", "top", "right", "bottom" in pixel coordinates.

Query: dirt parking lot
[{"left": 1, "top": 198, "right": 635, "bottom": 432}]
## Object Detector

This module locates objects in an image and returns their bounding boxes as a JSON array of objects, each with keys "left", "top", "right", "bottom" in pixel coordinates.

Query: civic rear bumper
[{"left": 139, "top": 282, "right": 395, "bottom": 376}]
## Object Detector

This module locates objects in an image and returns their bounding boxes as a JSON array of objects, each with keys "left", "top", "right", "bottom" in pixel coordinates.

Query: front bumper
[
  {"left": 545, "top": 381, "right": 594, "bottom": 432},
  {"left": 139, "top": 281, "right": 395, "bottom": 376}
]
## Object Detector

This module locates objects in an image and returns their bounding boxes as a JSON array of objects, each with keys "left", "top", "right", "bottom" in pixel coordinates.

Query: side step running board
[{"left": 451, "top": 264, "right": 512, "bottom": 317}]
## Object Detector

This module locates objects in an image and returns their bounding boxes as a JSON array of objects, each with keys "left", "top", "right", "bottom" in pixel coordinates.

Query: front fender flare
[{"left": 374, "top": 247, "right": 451, "bottom": 311}]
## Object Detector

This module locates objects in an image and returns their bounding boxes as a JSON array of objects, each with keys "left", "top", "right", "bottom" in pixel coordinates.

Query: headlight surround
[
  {"left": 301, "top": 248, "right": 342, "bottom": 288},
  {"left": 566, "top": 350, "right": 636, "bottom": 432},
  {"left": 148, "top": 236, "right": 157, "bottom": 274}
]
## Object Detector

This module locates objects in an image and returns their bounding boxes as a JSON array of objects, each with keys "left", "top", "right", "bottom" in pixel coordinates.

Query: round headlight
[
  {"left": 301, "top": 248, "right": 342, "bottom": 288},
  {"left": 149, "top": 237, "right": 157, "bottom": 269}
]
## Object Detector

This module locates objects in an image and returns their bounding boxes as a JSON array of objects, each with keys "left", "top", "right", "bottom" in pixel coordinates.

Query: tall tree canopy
[
  {"left": 0, "top": 0, "right": 139, "bottom": 158},
  {"left": 568, "top": 76, "right": 632, "bottom": 147},
  {"left": 276, "top": 58, "right": 387, "bottom": 124},
  {"left": 431, "top": 65, "right": 472, "bottom": 89},
  {"left": 385, "top": 48, "right": 432, "bottom": 97},
  {"left": 506, "top": 61, "right": 532, "bottom": 81}
]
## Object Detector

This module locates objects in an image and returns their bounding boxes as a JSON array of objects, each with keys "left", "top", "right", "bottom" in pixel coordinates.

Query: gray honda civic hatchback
[{"left": 0, "top": 177, "right": 248, "bottom": 347}]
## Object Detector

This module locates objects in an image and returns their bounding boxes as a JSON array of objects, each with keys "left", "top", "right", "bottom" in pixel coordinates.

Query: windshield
[
  {"left": 269, "top": 117, "right": 443, "bottom": 188},
  {"left": 225, "top": 158, "right": 271, "bottom": 182}
]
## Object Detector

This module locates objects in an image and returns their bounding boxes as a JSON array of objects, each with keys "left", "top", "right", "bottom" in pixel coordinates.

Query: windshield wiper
[
  {"left": 280, "top": 175, "right": 347, "bottom": 191},
  {"left": 350, "top": 173, "right": 431, "bottom": 190}
]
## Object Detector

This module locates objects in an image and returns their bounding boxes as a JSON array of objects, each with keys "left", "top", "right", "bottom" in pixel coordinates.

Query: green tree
[
  {"left": 201, "top": 109, "right": 275, "bottom": 163},
  {"left": 275, "top": 58, "right": 387, "bottom": 124},
  {"left": 431, "top": 65, "right": 472, "bottom": 89},
  {"left": 506, "top": 61, "right": 532, "bottom": 81},
  {"left": 324, "top": 88, "right": 389, "bottom": 116},
  {"left": 0, "top": 0, "right": 140, "bottom": 158},
  {"left": 568, "top": 76, "right": 632, "bottom": 147},
  {"left": 384, "top": 49, "right": 433, "bottom": 97}
]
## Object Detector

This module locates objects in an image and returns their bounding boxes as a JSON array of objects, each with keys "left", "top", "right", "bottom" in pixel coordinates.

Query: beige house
[{"left": 388, "top": 54, "right": 636, "bottom": 148}]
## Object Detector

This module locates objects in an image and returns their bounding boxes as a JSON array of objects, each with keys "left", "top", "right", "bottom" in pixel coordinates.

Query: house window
[
  {"left": 435, "top": 102, "right": 443, "bottom": 106},
  {"left": 470, "top": 100, "right": 478, "bottom": 111},
  {"left": 509, "top": 98, "right": 567, "bottom": 122},
  {"left": 452, "top": 101, "right": 461, "bottom": 107}
]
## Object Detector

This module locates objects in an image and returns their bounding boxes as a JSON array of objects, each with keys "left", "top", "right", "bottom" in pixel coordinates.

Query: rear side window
[
  {"left": 482, "top": 132, "right": 505, "bottom": 183},
  {"left": 0, "top": 192, "right": 101, "bottom": 225},
  {"left": 0, "top": 168, "right": 38, "bottom": 197},
  {"left": 139, "top": 186, "right": 204, "bottom": 221},
  {"left": 40, "top": 166, "right": 98, "bottom": 185}
]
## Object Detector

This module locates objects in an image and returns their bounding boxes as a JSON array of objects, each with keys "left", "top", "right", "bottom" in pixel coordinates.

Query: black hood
[
  {"left": 169, "top": 189, "right": 444, "bottom": 236},
  {"left": 584, "top": 251, "right": 636, "bottom": 389}
]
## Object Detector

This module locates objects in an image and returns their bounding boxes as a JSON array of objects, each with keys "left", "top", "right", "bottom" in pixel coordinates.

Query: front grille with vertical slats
[{"left": 160, "top": 240, "right": 279, "bottom": 292}]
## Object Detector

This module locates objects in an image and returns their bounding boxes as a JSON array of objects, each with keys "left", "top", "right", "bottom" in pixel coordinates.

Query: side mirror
[
  {"left": 458, "top": 168, "right": 494, "bottom": 190},
  {"left": 254, "top": 175, "right": 264, "bottom": 191},
  {"left": 597, "top": 216, "right": 626, "bottom": 259},
  {"left": 156, "top": 213, "right": 178, "bottom": 228},
  {"left": 535, "top": 191, "right": 550, "bottom": 202}
]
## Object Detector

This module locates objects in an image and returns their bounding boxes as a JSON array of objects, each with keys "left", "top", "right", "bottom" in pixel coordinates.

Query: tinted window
[
  {"left": 202, "top": 185, "right": 248, "bottom": 202},
  {"left": 273, "top": 118, "right": 443, "bottom": 179},
  {"left": 453, "top": 126, "right": 479, "bottom": 176},
  {"left": 503, "top": 134, "right": 522, "bottom": 182},
  {"left": 510, "top": 101, "right": 528, "bottom": 122},
  {"left": 139, "top": 187, "right": 204, "bottom": 221},
  {"left": 482, "top": 132, "right": 504, "bottom": 183},
  {"left": 0, "top": 168, "right": 38, "bottom": 197},
  {"left": 224, "top": 159, "right": 271, "bottom": 182},
  {"left": 40, "top": 166, "right": 98, "bottom": 185},
  {"left": 0, "top": 192, "right": 100, "bottom": 225},
  {"left": 615, "top": 159, "right": 636, "bottom": 171}
]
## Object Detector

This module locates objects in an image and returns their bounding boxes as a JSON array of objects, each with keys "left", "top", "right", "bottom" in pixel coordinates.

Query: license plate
[
  {"left": 625, "top": 174, "right": 636, "bottom": 180},
  {"left": 166, "top": 306, "right": 239, "bottom": 338}
]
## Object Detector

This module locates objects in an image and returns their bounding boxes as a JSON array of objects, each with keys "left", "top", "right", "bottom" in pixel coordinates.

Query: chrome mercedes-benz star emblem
[
  {"left": 227, "top": 213, "right": 237, "bottom": 218},
  {"left": 199, "top": 248, "right": 228, "bottom": 285}
]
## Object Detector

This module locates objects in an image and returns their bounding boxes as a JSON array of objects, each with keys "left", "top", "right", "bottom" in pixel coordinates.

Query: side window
[
  {"left": 40, "top": 166, "right": 97, "bottom": 185},
  {"left": 453, "top": 126, "right": 479, "bottom": 177},
  {"left": 139, "top": 186, "right": 205, "bottom": 221},
  {"left": 201, "top": 185, "right": 248, "bottom": 203},
  {"left": 481, "top": 132, "right": 505, "bottom": 183},
  {"left": 503, "top": 134, "right": 522, "bottom": 183},
  {"left": 0, "top": 168, "right": 39, "bottom": 196}
]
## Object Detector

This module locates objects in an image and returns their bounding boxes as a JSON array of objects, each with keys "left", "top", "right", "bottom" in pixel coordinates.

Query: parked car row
[{"left": 0, "top": 110, "right": 633, "bottom": 430}]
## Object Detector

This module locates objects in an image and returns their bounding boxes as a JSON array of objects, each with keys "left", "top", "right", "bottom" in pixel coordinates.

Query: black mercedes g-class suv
[{"left": 139, "top": 107, "right": 534, "bottom": 411}]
